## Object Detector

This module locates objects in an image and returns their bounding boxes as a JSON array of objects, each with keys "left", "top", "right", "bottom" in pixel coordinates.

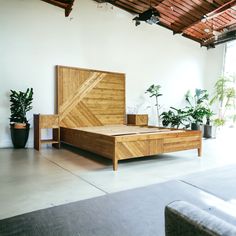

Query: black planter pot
[
  {"left": 191, "top": 123, "right": 201, "bottom": 130},
  {"left": 10, "top": 123, "right": 30, "bottom": 148},
  {"left": 203, "top": 125, "right": 212, "bottom": 138}
]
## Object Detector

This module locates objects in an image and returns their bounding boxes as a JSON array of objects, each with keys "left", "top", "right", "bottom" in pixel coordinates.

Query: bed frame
[{"left": 57, "top": 65, "right": 202, "bottom": 171}]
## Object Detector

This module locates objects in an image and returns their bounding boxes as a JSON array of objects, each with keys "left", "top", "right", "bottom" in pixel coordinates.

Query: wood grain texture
[
  {"left": 34, "top": 114, "right": 60, "bottom": 150},
  {"left": 60, "top": 127, "right": 115, "bottom": 159},
  {"left": 56, "top": 66, "right": 202, "bottom": 171},
  {"left": 57, "top": 65, "right": 126, "bottom": 128},
  {"left": 60, "top": 125, "right": 202, "bottom": 171},
  {"left": 127, "top": 114, "right": 148, "bottom": 126}
]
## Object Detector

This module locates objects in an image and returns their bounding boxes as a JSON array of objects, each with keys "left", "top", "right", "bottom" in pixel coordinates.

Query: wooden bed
[{"left": 57, "top": 65, "right": 202, "bottom": 171}]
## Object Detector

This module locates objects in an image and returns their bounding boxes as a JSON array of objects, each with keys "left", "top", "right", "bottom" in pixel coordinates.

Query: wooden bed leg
[
  {"left": 198, "top": 147, "right": 202, "bottom": 157},
  {"left": 113, "top": 158, "right": 118, "bottom": 171}
]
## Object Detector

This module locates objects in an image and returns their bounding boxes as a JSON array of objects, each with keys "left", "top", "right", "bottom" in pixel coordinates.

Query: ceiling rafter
[
  {"left": 176, "top": 0, "right": 236, "bottom": 33},
  {"left": 41, "top": 0, "right": 75, "bottom": 17},
  {"left": 42, "top": 0, "right": 236, "bottom": 48},
  {"left": 96, "top": 0, "right": 236, "bottom": 48}
]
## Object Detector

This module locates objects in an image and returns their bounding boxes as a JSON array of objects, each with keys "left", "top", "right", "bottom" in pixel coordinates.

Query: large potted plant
[
  {"left": 9, "top": 88, "right": 33, "bottom": 148},
  {"left": 210, "top": 75, "right": 236, "bottom": 126},
  {"left": 185, "top": 89, "right": 209, "bottom": 130}
]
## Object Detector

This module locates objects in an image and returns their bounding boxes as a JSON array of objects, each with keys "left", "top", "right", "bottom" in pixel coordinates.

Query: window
[{"left": 223, "top": 41, "right": 236, "bottom": 125}]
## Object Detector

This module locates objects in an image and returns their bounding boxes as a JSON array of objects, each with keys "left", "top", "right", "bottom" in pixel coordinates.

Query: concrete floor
[{"left": 0, "top": 127, "right": 235, "bottom": 220}]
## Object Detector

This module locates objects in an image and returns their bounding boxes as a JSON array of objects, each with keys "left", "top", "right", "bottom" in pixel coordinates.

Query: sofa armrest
[{"left": 165, "top": 200, "right": 236, "bottom": 236}]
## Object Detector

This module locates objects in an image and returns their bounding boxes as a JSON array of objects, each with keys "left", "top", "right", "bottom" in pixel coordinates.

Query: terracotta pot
[{"left": 14, "top": 123, "right": 27, "bottom": 129}]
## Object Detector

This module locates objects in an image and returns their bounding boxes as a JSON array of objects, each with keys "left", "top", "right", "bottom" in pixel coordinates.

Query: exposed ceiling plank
[
  {"left": 176, "top": 0, "right": 236, "bottom": 33},
  {"left": 207, "top": 0, "right": 236, "bottom": 18},
  {"left": 92, "top": 0, "right": 236, "bottom": 47}
]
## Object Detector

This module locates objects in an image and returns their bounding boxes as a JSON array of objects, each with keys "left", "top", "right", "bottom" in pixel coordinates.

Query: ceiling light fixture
[
  {"left": 133, "top": 0, "right": 160, "bottom": 26},
  {"left": 133, "top": 7, "right": 160, "bottom": 26}
]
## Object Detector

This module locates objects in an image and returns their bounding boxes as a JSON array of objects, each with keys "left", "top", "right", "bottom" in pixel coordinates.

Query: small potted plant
[
  {"left": 203, "top": 109, "right": 214, "bottom": 138},
  {"left": 187, "top": 106, "right": 211, "bottom": 130},
  {"left": 9, "top": 88, "right": 33, "bottom": 148}
]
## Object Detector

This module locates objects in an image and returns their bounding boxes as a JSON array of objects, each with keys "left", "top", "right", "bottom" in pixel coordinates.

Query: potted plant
[
  {"left": 9, "top": 88, "right": 33, "bottom": 148},
  {"left": 187, "top": 106, "right": 209, "bottom": 130},
  {"left": 161, "top": 107, "right": 190, "bottom": 129},
  {"left": 210, "top": 75, "right": 236, "bottom": 127},
  {"left": 145, "top": 84, "right": 162, "bottom": 126},
  {"left": 203, "top": 109, "right": 214, "bottom": 138},
  {"left": 185, "top": 89, "right": 209, "bottom": 130}
]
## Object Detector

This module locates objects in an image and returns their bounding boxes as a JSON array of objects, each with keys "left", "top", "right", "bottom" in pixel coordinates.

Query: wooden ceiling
[
  {"left": 41, "top": 0, "right": 75, "bottom": 17},
  {"left": 42, "top": 0, "right": 236, "bottom": 48}
]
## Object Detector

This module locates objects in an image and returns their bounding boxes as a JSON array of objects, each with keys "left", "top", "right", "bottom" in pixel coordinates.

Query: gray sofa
[{"left": 165, "top": 201, "right": 236, "bottom": 236}]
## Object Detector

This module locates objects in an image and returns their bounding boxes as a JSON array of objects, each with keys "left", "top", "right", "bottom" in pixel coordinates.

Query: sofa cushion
[{"left": 165, "top": 200, "right": 236, "bottom": 236}]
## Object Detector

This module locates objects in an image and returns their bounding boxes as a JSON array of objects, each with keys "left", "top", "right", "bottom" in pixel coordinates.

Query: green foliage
[
  {"left": 161, "top": 107, "right": 189, "bottom": 129},
  {"left": 210, "top": 76, "right": 232, "bottom": 105},
  {"left": 213, "top": 118, "right": 225, "bottom": 127},
  {"left": 146, "top": 84, "right": 162, "bottom": 98},
  {"left": 210, "top": 75, "right": 236, "bottom": 125},
  {"left": 161, "top": 88, "right": 213, "bottom": 129},
  {"left": 187, "top": 106, "right": 210, "bottom": 125},
  {"left": 185, "top": 88, "right": 209, "bottom": 107},
  {"left": 185, "top": 88, "right": 213, "bottom": 125},
  {"left": 10, "top": 88, "right": 33, "bottom": 123},
  {"left": 205, "top": 109, "right": 214, "bottom": 125}
]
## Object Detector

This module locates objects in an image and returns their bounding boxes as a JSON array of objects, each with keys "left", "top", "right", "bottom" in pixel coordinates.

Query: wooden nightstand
[
  {"left": 34, "top": 114, "right": 60, "bottom": 150},
  {"left": 127, "top": 114, "right": 148, "bottom": 126}
]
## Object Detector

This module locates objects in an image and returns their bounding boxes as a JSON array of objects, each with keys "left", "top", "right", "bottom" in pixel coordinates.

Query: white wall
[
  {"left": 204, "top": 45, "right": 225, "bottom": 93},
  {"left": 0, "top": 0, "right": 224, "bottom": 147}
]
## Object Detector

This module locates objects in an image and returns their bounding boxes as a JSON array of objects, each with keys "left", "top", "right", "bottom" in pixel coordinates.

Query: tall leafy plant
[
  {"left": 146, "top": 84, "right": 162, "bottom": 126},
  {"left": 185, "top": 89, "right": 209, "bottom": 107},
  {"left": 210, "top": 75, "right": 236, "bottom": 126},
  {"left": 10, "top": 88, "right": 33, "bottom": 124},
  {"left": 185, "top": 89, "right": 210, "bottom": 126}
]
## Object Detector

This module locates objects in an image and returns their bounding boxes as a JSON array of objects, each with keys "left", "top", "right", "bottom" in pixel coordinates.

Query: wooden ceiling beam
[
  {"left": 41, "top": 0, "right": 74, "bottom": 17},
  {"left": 207, "top": 0, "right": 236, "bottom": 18},
  {"left": 215, "top": 20, "right": 236, "bottom": 31},
  {"left": 176, "top": 0, "right": 236, "bottom": 33},
  {"left": 93, "top": 0, "right": 236, "bottom": 47},
  {"left": 42, "top": 0, "right": 68, "bottom": 9},
  {"left": 201, "top": 25, "right": 236, "bottom": 48}
]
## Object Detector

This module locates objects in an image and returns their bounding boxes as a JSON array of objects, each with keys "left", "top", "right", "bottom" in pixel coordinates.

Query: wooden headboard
[{"left": 56, "top": 65, "right": 126, "bottom": 128}]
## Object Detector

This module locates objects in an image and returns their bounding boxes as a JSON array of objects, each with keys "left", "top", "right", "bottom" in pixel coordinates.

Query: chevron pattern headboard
[{"left": 56, "top": 65, "right": 126, "bottom": 128}]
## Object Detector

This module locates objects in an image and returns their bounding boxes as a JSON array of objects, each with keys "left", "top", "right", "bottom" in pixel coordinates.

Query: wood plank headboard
[{"left": 56, "top": 65, "right": 126, "bottom": 128}]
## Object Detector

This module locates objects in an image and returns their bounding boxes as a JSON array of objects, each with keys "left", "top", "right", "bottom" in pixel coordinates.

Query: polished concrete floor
[{"left": 0, "top": 127, "right": 235, "bottom": 220}]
